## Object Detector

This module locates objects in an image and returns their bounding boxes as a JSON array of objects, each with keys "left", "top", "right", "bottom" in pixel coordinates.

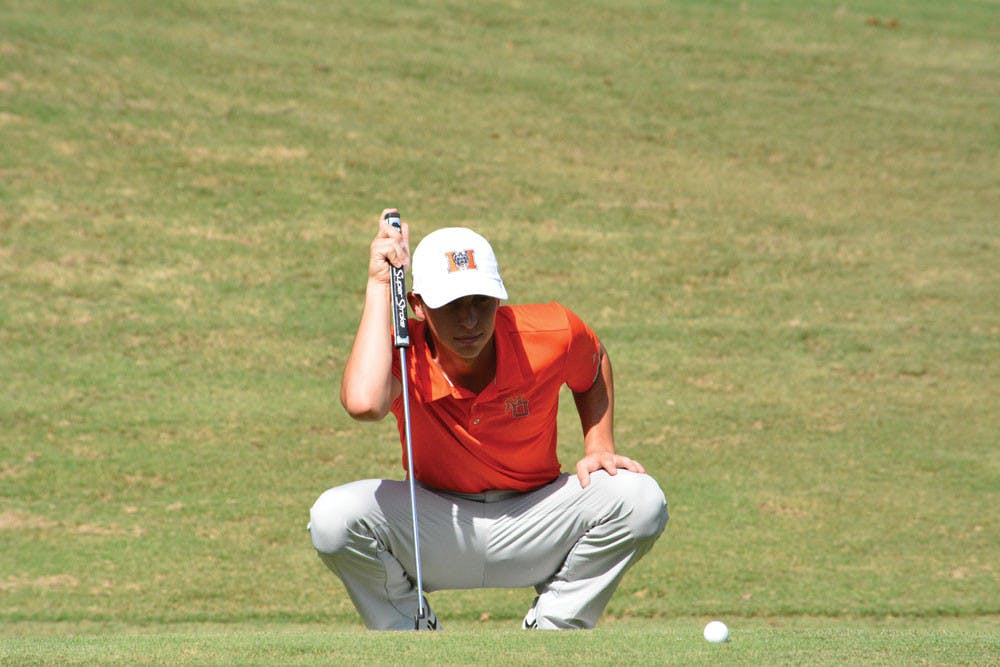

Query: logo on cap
[{"left": 446, "top": 250, "right": 477, "bottom": 273}]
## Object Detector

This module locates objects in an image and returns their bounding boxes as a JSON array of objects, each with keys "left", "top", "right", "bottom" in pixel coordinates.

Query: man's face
[{"left": 413, "top": 294, "right": 500, "bottom": 362}]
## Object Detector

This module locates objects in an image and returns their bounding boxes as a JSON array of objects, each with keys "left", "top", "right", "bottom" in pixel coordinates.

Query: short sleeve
[{"left": 562, "top": 306, "right": 602, "bottom": 392}]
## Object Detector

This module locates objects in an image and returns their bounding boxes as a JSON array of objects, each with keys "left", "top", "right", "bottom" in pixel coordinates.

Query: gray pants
[{"left": 308, "top": 470, "right": 668, "bottom": 630}]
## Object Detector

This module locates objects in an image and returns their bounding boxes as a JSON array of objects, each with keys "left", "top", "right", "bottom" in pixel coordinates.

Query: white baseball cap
[{"left": 411, "top": 227, "right": 508, "bottom": 309}]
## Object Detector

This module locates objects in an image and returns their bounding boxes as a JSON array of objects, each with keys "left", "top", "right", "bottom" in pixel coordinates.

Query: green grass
[
  {"left": 2, "top": 618, "right": 998, "bottom": 666},
  {"left": 1, "top": 0, "right": 998, "bottom": 663}
]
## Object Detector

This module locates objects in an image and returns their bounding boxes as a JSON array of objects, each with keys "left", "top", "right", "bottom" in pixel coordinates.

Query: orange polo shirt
[{"left": 390, "top": 302, "right": 602, "bottom": 493}]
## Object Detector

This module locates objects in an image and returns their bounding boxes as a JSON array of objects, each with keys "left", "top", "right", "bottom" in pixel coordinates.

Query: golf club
[{"left": 384, "top": 209, "right": 431, "bottom": 630}]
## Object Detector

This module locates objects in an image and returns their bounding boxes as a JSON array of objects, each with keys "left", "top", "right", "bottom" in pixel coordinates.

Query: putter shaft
[{"left": 398, "top": 346, "right": 427, "bottom": 623}]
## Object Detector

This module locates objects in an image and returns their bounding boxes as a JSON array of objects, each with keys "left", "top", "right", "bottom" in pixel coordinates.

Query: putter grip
[{"left": 384, "top": 211, "right": 410, "bottom": 348}]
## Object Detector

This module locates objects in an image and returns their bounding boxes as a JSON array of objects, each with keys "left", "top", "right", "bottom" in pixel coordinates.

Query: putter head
[{"left": 414, "top": 609, "right": 438, "bottom": 631}]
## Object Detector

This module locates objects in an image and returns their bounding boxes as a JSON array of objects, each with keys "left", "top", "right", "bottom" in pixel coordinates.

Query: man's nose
[{"left": 458, "top": 302, "right": 477, "bottom": 327}]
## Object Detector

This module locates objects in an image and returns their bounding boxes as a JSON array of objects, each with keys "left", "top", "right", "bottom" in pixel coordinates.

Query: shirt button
[{"left": 473, "top": 418, "right": 481, "bottom": 425}]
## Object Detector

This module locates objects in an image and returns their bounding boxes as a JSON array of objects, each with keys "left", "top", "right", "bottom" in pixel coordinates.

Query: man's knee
[
  {"left": 308, "top": 480, "right": 380, "bottom": 554},
  {"left": 600, "top": 471, "right": 669, "bottom": 541}
]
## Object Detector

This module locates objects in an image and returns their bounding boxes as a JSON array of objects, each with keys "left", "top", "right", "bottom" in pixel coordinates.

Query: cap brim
[{"left": 416, "top": 276, "right": 508, "bottom": 309}]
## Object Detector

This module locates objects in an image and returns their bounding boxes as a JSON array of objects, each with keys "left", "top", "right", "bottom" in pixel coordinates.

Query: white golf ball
[{"left": 703, "top": 620, "right": 729, "bottom": 643}]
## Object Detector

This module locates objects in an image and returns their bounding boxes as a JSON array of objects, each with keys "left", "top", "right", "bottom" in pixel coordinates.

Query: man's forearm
[
  {"left": 340, "top": 280, "right": 397, "bottom": 420},
  {"left": 573, "top": 344, "right": 615, "bottom": 454},
  {"left": 572, "top": 345, "right": 647, "bottom": 488}
]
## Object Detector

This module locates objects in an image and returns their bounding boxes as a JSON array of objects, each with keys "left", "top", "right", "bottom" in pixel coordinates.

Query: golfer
[{"left": 309, "top": 209, "right": 668, "bottom": 630}]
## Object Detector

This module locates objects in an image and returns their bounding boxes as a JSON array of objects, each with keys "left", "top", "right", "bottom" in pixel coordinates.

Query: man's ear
[{"left": 407, "top": 292, "right": 425, "bottom": 321}]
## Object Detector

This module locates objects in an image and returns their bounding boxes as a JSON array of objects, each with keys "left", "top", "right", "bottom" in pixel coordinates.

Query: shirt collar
[{"left": 411, "top": 306, "right": 528, "bottom": 401}]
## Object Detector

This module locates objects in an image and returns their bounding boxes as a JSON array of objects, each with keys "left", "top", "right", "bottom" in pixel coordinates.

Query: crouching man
[{"left": 309, "top": 210, "right": 668, "bottom": 630}]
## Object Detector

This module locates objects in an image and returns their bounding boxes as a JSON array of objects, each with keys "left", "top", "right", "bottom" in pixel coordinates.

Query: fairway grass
[
  {"left": 1, "top": 0, "right": 997, "bottom": 664},
  {"left": 2, "top": 617, "right": 999, "bottom": 666}
]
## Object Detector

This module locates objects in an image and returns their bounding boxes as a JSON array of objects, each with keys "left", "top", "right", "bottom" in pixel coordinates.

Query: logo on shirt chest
[{"left": 504, "top": 395, "right": 530, "bottom": 418}]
